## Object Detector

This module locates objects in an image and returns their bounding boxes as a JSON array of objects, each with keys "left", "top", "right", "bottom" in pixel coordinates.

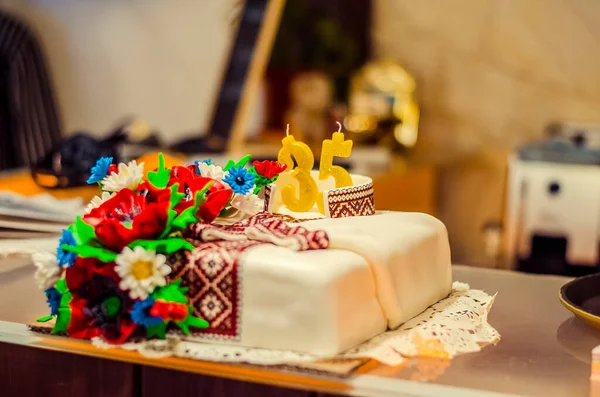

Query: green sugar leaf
[
  {"left": 52, "top": 280, "right": 73, "bottom": 334},
  {"left": 55, "top": 278, "right": 68, "bottom": 294},
  {"left": 158, "top": 183, "right": 187, "bottom": 239},
  {"left": 175, "top": 321, "right": 190, "bottom": 335},
  {"left": 195, "top": 181, "right": 213, "bottom": 204},
  {"left": 236, "top": 154, "right": 252, "bottom": 168},
  {"left": 103, "top": 296, "right": 121, "bottom": 318},
  {"left": 171, "top": 183, "right": 212, "bottom": 229},
  {"left": 62, "top": 244, "right": 118, "bottom": 263},
  {"left": 59, "top": 290, "right": 72, "bottom": 308},
  {"left": 223, "top": 154, "right": 252, "bottom": 171},
  {"left": 185, "top": 315, "right": 209, "bottom": 329},
  {"left": 56, "top": 279, "right": 73, "bottom": 308},
  {"left": 36, "top": 315, "right": 54, "bottom": 323},
  {"left": 160, "top": 208, "right": 178, "bottom": 239},
  {"left": 252, "top": 174, "right": 274, "bottom": 191},
  {"left": 152, "top": 281, "right": 187, "bottom": 304},
  {"left": 72, "top": 217, "right": 96, "bottom": 245},
  {"left": 223, "top": 159, "right": 235, "bottom": 172},
  {"left": 169, "top": 183, "right": 185, "bottom": 209},
  {"left": 147, "top": 153, "right": 171, "bottom": 189},
  {"left": 146, "top": 323, "right": 168, "bottom": 339},
  {"left": 53, "top": 307, "right": 71, "bottom": 334},
  {"left": 171, "top": 206, "right": 198, "bottom": 231}
]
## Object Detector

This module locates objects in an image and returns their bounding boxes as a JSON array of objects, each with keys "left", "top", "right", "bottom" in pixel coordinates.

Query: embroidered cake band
[{"left": 264, "top": 172, "right": 375, "bottom": 218}]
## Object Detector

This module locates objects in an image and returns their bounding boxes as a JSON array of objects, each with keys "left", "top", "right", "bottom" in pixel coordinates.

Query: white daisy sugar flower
[
  {"left": 101, "top": 160, "right": 144, "bottom": 192},
  {"left": 33, "top": 252, "right": 62, "bottom": 290},
  {"left": 115, "top": 246, "right": 171, "bottom": 300},
  {"left": 85, "top": 191, "right": 116, "bottom": 213},
  {"left": 198, "top": 162, "right": 225, "bottom": 181},
  {"left": 230, "top": 193, "right": 264, "bottom": 216}
]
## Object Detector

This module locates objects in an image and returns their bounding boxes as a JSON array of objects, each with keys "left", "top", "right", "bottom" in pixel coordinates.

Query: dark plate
[{"left": 560, "top": 273, "right": 600, "bottom": 330}]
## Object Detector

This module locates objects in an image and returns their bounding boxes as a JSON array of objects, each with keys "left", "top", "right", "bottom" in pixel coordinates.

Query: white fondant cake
[
  {"left": 36, "top": 154, "right": 453, "bottom": 357},
  {"left": 182, "top": 211, "right": 452, "bottom": 355}
]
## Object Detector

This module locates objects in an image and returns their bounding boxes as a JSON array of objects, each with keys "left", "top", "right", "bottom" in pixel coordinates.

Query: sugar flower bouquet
[{"left": 34, "top": 153, "right": 286, "bottom": 344}]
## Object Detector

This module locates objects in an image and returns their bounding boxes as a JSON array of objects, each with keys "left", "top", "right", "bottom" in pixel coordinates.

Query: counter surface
[{"left": 0, "top": 264, "right": 594, "bottom": 397}]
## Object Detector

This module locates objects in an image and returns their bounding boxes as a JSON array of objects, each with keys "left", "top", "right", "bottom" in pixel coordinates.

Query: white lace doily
[{"left": 92, "top": 282, "right": 500, "bottom": 366}]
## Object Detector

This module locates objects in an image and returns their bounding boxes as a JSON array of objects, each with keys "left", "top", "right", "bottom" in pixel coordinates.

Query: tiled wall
[{"left": 373, "top": 0, "right": 600, "bottom": 265}]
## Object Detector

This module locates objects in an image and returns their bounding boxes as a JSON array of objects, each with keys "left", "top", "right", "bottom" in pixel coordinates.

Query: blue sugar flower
[
  {"left": 87, "top": 156, "right": 113, "bottom": 184},
  {"left": 223, "top": 165, "right": 256, "bottom": 195},
  {"left": 131, "top": 297, "right": 164, "bottom": 328},
  {"left": 56, "top": 229, "right": 77, "bottom": 267},
  {"left": 45, "top": 287, "right": 61, "bottom": 316}
]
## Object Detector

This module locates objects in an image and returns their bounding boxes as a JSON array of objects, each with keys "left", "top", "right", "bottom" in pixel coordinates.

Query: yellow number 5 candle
[
  {"left": 317, "top": 122, "right": 353, "bottom": 213},
  {"left": 277, "top": 128, "right": 318, "bottom": 212}
]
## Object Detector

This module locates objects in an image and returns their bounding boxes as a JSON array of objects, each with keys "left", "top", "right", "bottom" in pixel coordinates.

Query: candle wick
[
  {"left": 336, "top": 121, "right": 342, "bottom": 133},
  {"left": 286, "top": 124, "right": 290, "bottom": 137}
]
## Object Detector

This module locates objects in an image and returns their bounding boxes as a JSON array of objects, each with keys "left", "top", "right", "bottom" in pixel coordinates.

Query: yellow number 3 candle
[
  {"left": 317, "top": 122, "right": 353, "bottom": 213},
  {"left": 277, "top": 130, "right": 319, "bottom": 212}
]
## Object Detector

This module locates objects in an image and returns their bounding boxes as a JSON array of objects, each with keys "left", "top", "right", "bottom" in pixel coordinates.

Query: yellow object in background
[
  {"left": 345, "top": 60, "right": 420, "bottom": 148},
  {"left": 394, "top": 99, "right": 420, "bottom": 148},
  {"left": 0, "top": 172, "right": 98, "bottom": 202},
  {"left": 0, "top": 151, "right": 186, "bottom": 202}
]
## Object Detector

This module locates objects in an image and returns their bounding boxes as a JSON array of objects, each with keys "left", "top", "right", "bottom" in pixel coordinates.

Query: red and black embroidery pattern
[{"left": 326, "top": 183, "right": 375, "bottom": 218}]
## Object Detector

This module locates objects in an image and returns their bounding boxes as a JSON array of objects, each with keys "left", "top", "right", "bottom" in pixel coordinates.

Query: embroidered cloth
[{"left": 167, "top": 212, "right": 329, "bottom": 340}]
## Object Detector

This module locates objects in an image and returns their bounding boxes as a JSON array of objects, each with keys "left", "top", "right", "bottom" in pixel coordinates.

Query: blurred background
[{"left": 0, "top": 0, "right": 599, "bottom": 277}]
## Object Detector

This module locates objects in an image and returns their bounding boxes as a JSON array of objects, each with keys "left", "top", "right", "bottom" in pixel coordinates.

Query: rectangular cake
[
  {"left": 175, "top": 212, "right": 452, "bottom": 355},
  {"left": 35, "top": 153, "right": 452, "bottom": 357}
]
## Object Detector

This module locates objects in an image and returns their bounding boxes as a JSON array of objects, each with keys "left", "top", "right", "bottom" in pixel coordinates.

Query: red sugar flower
[
  {"left": 253, "top": 160, "right": 287, "bottom": 180},
  {"left": 177, "top": 177, "right": 232, "bottom": 223},
  {"left": 83, "top": 189, "right": 170, "bottom": 251},
  {"left": 168, "top": 165, "right": 199, "bottom": 188},
  {"left": 65, "top": 257, "right": 137, "bottom": 344},
  {"left": 140, "top": 164, "right": 232, "bottom": 223},
  {"left": 150, "top": 300, "right": 189, "bottom": 322}
]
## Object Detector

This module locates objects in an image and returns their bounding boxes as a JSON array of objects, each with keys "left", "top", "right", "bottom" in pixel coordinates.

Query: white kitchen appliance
[{"left": 504, "top": 123, "right": 600, "bottom": 276}]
